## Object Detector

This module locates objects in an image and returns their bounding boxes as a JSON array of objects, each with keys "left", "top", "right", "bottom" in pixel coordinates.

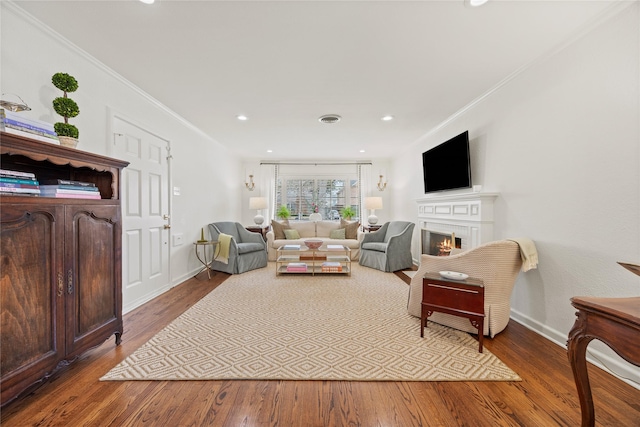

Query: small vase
[{"left": 58, "top": 136, "right": 79, "bottom": 148}]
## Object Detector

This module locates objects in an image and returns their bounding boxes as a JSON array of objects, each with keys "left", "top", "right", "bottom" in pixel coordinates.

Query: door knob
[{"left": 164, "top": 224, "right": 171, "bottom": 229}]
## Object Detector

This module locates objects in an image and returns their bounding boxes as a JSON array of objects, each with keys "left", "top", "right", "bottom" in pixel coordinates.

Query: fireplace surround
[{"left": 416, "top": 192, "right": 498, "bottom": 255}]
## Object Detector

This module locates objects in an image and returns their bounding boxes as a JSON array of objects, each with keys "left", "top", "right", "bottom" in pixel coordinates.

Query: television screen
[{"left": 422, "top": 131, "right": 472, "bottom": 193}]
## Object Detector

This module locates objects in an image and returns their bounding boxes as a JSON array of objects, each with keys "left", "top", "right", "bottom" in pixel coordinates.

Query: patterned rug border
[{"left": 102, "top": 264, "right": 521, "bottom": 382}]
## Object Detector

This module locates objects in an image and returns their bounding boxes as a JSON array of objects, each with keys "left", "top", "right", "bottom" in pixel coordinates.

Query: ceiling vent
[{"left": 318, "top": 114, "right": 341, "bottom": 124}]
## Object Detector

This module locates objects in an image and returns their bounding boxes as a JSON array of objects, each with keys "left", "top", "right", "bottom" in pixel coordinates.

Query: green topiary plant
[
  {"left": 340, "top": 206, "right": 356, "bottom": 221},
  {"left": 276, "top": 205, "right": 291, "bottom": 220},
  {"left": 52, "top": 72, "right": 80, "bottom": 139}
]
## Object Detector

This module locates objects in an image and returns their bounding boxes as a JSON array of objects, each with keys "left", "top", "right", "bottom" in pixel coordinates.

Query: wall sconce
[
  {"left": 377, "top": 174, "right": 387, "bottom": 191},
  {"left": 245, "top": 174, "right": 255, "bottom": 191},
  {"left": 0, "top": 94, "right": 31, "bottom": 112}
]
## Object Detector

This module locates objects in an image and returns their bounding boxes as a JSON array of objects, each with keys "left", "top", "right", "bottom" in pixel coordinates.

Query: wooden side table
[
  {"left": 421, "top": 273, "right": 485, "bottom": 353},
  {"left": 194, "top": 240, "right": 219, "bottom": 279},
  {"left": 246, "top": 225, "right": 270, "bottom": 241},
  {"left": 567, "top": 296, "right": 640, "bottom": 427},
  {"left": 362, "top": 225, "right": 381, "bottom": 233}
]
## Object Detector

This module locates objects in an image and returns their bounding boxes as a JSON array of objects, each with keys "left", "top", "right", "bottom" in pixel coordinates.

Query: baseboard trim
[
  {"left": 510, "top": 309, "right": 640, "bottom": 390},
  {"left": 122, "top": 268, "right": 201, "bottom": 315}
]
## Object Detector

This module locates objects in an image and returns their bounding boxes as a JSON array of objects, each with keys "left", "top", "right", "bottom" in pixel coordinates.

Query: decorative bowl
[
  {"left": 439, "top": 271, "right": 469, "bottom": 281},
  {"left": 304, "top": 239, "right": 323, "bottom": 250}
]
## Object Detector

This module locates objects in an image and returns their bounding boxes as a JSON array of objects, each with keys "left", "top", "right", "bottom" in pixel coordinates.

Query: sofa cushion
[
  {"left": 340, "top": 219, "right": 360, "bottom": 240},
  {"left": 330, "top": 228, "right": 346, "bottom": 239},
  {"left": 271, "top": 220, "right": 290, "bottom": 239},
  {"left": 291, "top": 221, "right": 316, "bottom": 238},
  {"left": 316, "top": 220, "right": 341, "bottom": 237},
  {"left": 284, "top": 229, "right": 301, "bottom": 239}
]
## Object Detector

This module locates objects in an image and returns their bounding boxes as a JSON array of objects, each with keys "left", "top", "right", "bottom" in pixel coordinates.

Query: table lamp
[
  {"left": 364, "top": 196, "right": 383, "bottom": 225},
  {"left": 250, "top": 197, "right": 268, "bottom": 225}
]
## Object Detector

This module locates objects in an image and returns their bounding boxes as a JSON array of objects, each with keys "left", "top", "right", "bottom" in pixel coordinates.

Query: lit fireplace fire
[
  {"left": 438, "top": 238, "right": 453, "bottom": 256},
  {"left": 422, "top": 230, "right": 461, "bottom": 256}
]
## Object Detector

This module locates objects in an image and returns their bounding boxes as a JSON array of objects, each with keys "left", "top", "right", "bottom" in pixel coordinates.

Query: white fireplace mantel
[{"left": 416, "top": 192, "right": 499, "bottom": 251}]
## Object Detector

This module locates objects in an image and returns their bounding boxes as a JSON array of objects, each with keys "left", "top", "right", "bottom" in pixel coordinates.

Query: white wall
[
  {"left": 1, "top": 4, "right": 242, "bottom": 308},
  {"left": 392, "top": 3, "right": 640, "bottom": 385}
]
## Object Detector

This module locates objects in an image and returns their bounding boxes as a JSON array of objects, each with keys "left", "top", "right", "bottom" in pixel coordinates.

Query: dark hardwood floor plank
[{"left": 2, "top": 271, "right": 639, "bottom": 427}]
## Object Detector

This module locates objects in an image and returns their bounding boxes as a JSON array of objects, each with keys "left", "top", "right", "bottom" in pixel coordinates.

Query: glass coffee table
[{"left": 276, "top": 244, "right": 351, "bottom": 276}]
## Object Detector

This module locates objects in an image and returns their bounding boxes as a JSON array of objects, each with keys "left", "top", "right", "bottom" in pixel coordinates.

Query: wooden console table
[{"left": 567, "top": 296, "right": 640, "bottom": 427}]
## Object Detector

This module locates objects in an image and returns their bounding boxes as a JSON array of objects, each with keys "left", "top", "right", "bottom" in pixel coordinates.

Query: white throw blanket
[{"left": 508, "top": 238, "right": 539, "bottom": 272}]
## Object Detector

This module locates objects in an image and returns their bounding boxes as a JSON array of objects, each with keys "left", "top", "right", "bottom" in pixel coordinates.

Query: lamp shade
[
  {"left": 364, "top": 197, "right": 383, "bottom": 210},
  {"left": 249, "top": 197, "right": 268, "bottom": 210}
]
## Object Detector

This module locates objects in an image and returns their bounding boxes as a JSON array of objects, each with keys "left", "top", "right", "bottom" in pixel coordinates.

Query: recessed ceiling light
[
  {"left": 318, "top": 114, "right": 341, "bottom": 124},
  {"left": 467, "top": 0, "right": 488, "bottom": 7},
  {"left": 267, "top": 149, "right": 273, "bottom": 153},
  {"left": 139, "top": 0, "right": 154, "bottom": 4},
  {"left": 237, "top": 115, "right": 248, "bottom": 121},
  {"left": 381, "top": 115, "right": 394, "bottom": 121},
  {"left": 360, "top": 150, "right": 365, "bottom": 153}
]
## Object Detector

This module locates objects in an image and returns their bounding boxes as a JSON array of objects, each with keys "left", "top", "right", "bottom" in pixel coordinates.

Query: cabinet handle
[
  {"left": 67, "top": 269, "right": 73, "bottom": 295},
  {"left": 57, "top": 273, "right": 64, "bottom": 297},
  {"left": 427, "top": 283, "right": 480, "bottom": 294}
]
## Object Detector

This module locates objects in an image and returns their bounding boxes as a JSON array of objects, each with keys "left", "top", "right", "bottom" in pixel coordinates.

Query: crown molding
[
  {"left": 413, "top": 1, "right": 637, "bottom": 145},
  {"left": 3, "top": 1, "right": 214, "bottom": 143}
]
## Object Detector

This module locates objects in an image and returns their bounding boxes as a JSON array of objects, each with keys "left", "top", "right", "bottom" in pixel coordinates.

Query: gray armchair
[
  {"left": 359, "top": 221, "right": 415, "bottom": 272},
  {"left": 207, "top": 221, "right": 268, "bottom": 274}
]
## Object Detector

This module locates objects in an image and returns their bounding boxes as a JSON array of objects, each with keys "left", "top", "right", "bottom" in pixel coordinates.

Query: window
[{"left": 276, "top": 177, "right": 360, "bottom": 221}]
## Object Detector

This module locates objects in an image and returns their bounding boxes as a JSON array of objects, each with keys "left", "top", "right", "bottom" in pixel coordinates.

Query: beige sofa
[{"left": 266, "top": 220, "right": 363, "bottom": 261}]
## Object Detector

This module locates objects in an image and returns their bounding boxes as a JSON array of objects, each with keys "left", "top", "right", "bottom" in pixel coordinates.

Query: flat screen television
[{"left": 422, "top": 131, "right": 472, "bottom": 193}]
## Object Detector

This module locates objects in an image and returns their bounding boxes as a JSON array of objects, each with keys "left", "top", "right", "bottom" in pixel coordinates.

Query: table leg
[
  {"left": 194, "top": 244, "right": 215, "bottom": 279},
  {"left": 469, "top": 318, "right": 484, "bottom": 353},
  {"left": 567, "top": 312, "right": 596, "bottom": 427}
]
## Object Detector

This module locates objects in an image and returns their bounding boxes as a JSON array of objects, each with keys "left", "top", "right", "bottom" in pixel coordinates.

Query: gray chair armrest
[
  {"left": 361, "top": 223, "right": 389, "bottom": 244},
  {"left": 236, "top": 225, "right": 267, "bottom": 247},
  {"left": 208, "top": 223, "right": 240, "bottom": 254},
  {"left": 386, "top": 223, "right": 415, "bottom": 252}
]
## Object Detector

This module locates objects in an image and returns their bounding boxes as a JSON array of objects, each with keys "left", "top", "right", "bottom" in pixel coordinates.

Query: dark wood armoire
[{"left": 1, "top": 132, "right": 129, "bottom": 408}]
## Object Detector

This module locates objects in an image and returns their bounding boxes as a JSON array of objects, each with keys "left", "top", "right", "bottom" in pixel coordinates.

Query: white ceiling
[{"left": 14, "top": 0, "right": 616, "bottom": 160}]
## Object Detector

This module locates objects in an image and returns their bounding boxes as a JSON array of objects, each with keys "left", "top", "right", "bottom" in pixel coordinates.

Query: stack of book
[
  {"left": 286, "top": 262, "right": 308, "bottom": 272},
  {"left": 282, "top": 244, "right": 301, "bottom": 251},
  {"left": 0, "top": 169, "right": 41, "bottom": 196},
  {"left": 321, "top": 261, "right": 342, "bottom": 272},
  {"left": 39, "top": 179, "right": 101, "bottom": 199},
  {"left": 1, "top": 108, "right": 60, "bottom": 144}
]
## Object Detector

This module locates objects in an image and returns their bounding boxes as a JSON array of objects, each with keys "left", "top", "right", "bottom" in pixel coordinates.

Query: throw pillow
[
  {"left": 284, "top": 229, "right": 301, "bottom": 239},
  {"left": 340, "top": 219, "right": 360, "bottom": 239},
  {"left": 271, "top": 220, "right": 290, "bottom": 239},
  {"left": 330, "top": 228, "right": 346, "bottom": 239}
]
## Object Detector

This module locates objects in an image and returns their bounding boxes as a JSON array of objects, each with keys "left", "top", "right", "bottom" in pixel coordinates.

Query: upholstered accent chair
[
  {"left": 359, "top": 221, "right": 415, "bottom": 272},
  {"left": 407, "top": 239, "right": 523, "bottom": 337},
  {"left": 207, "top": 221, "right": 268, "bottom": 274}
]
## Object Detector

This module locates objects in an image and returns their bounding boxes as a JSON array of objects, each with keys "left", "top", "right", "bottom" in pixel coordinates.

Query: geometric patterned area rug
[{"left": 101, "top": 263, "right": 520, "bottom": 382}]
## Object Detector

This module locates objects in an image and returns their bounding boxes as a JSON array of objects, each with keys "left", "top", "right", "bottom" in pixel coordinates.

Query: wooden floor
[{"left": 2, "top": 270, "right": 639, "bottom": 427}]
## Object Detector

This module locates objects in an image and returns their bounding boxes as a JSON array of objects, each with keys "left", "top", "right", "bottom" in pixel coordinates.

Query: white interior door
[{"left": 112, "top": 117, "right": 171, "bottom": 312}]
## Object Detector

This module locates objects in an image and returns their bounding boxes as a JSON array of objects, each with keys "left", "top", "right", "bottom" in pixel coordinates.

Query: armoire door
[
  {"left": 64, "top": 204, "right": 122, "bottom": 357},
  {"left": 0, "top": 204, "right": 65, "bottom": 404}
]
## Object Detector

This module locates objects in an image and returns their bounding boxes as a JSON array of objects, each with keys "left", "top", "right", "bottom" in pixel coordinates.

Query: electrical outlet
[{"left": 173, "top": 233, "right": 184, "bottom": 246}]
